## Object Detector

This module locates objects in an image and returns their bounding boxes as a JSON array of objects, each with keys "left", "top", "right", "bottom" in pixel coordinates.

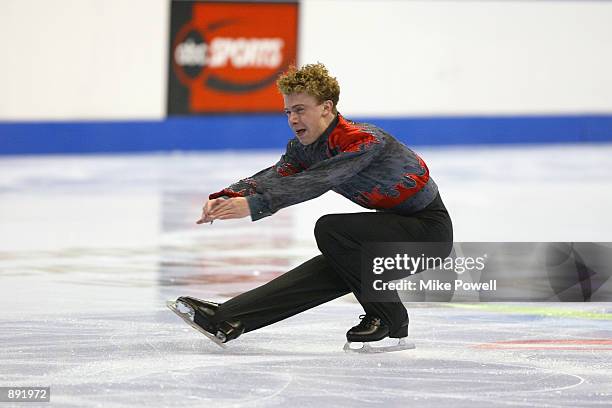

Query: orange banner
[{"left": 168, "top": 1, "right": 299, "bottom": 114}]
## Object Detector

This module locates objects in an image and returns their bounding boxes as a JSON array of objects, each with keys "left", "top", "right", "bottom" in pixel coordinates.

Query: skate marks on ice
[
  {"left": 1, "top": 304, "right": 612, "bottom": 406},
  {"left": 2, "top": 149, "right": 612, "bottom": 406}
]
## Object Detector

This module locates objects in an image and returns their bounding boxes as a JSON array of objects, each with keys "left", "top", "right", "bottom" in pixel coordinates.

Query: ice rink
[{"left": 1, "top": 144, "right": 612, "bottom": 407}]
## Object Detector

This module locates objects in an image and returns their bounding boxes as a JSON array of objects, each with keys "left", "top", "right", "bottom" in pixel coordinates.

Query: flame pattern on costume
[{"left": 209, "top": 114, "right": 438, "bottom": 221}]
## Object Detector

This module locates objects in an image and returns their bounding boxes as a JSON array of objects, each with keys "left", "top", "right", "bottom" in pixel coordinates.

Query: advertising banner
[{"left": 167, "top": 1, "right": 299, "bottom": 115}]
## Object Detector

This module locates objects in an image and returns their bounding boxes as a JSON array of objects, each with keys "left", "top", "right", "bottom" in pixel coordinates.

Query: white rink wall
[
  {"left": 1, "top": 0, "right": 612, "bottom": 120},
  {"left": 0, "top": 0, "right": 169, "bottom": 120},
  {"left": 301, "top": 0, "right": 612, "bottom": 116}
]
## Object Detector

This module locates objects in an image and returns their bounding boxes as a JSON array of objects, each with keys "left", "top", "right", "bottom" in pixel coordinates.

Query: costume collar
[{"left": 316, "top": 113, "right": 340, "bottom": 144}]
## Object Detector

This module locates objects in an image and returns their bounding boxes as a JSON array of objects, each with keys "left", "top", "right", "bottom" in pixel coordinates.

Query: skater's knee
[
  {"left": 314, "top": 214, "right": 342, "bottom": 242},
  {"left": 314, "top": 214, "right": 357, "bottom": 254}
]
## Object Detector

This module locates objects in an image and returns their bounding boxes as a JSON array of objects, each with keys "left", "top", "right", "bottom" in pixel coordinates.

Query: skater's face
[{"left": 283, "top": 93, "right": 335, "bottom": 145}]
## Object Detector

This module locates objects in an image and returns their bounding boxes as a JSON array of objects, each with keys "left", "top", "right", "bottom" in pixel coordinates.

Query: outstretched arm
[
  {"left": 197, "top": 140, "right": 304, "bottom": 223},
  {"left": 246, "top": 134, "right": 384, "bottom": 221}
]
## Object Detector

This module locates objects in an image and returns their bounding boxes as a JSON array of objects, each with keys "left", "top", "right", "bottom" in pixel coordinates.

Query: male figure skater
[{"left": 168, "top": 63, "right": 453, "bottom": 352}]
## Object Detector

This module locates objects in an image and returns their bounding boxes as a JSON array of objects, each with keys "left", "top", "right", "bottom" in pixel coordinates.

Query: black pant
[{"left": 213, "top": 193, "right": 453, "bottom": 337}]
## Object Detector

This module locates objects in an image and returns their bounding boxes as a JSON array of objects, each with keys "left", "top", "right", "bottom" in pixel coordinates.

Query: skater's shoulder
[{"left": 327, "top": 114, "right": 386, "bottom": 154}]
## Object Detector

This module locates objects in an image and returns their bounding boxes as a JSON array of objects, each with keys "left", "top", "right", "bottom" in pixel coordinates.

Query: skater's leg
[
  {"left": 213, "top": 255, "right": 351, "bottom": 333},
  {"left": 314, "top": 207, "right": 452, "bottom": 337},
  {"left": 314, "top": 214, "right": 409, "bottom": 336}
]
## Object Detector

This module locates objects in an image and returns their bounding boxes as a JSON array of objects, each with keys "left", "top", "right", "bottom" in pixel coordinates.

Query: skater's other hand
[
  {"left": 206, "top": 197, "right": 250, "bottom": 221},
  {"left": 196, "top": 198, "right": 225, "bottom": 224}
]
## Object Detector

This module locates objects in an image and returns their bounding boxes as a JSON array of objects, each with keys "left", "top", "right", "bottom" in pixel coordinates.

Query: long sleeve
[
  {"left": 208, "top": 139, "right": 305, "bottom": 200},
  {"left": 247, "top": 130, "right": 385, "bottom": 221}
]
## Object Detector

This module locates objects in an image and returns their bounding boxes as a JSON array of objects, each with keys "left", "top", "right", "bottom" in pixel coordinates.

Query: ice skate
[
  {"left": 343, "top": 314, "right": 415, "bottom": 353},
  {"left": 167, "top": 296, "right": 244, "bottom": 348}
]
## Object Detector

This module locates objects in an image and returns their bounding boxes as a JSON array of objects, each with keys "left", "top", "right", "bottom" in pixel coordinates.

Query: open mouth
[{"left": 296, "top": 129, "right": 306, "bottom": 137}]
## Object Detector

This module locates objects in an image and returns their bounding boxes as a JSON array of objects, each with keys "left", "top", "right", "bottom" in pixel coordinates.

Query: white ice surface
[{"left": 1, "top": 144, "right": 612, "bottom": 407}]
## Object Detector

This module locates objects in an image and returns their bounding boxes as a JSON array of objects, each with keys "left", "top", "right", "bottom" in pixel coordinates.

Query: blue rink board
[{"left": 1, "top": 114, "right": 611, "bottom": 155}]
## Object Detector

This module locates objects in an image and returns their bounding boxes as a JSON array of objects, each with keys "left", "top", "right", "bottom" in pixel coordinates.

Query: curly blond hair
[{"left": 277, "top": 63, "right": 340, "bottom": 113}]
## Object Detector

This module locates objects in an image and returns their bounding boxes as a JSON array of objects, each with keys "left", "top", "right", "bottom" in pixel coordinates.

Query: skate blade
[
  {"left": 343, "top": 337, "right": 415, "bottom": 353},
  {"left": 166, "top": 301, "right": 227, "bottom": 349}
]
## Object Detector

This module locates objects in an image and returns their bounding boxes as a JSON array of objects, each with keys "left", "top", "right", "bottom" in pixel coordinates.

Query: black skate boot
[
  {"left": 346, "top": 314, "right": 389, "bottom": 343},
  {"left": 167, "top": 296, "right": 244, "bottom": 348},
  {"left": 343, "top": 314, "right": 415, "bottom": 353}
]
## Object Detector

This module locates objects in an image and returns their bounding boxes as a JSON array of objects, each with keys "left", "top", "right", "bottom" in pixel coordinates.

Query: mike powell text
[{"left": 372, "top": 279, "right": 497, "bottom": 292}]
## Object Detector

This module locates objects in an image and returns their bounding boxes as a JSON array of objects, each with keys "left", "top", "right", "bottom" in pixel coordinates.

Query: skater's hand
[
  {"left": 206, "top": 197, "right": 251, "bottom": 221},
  {"left": 196, "top": 198, "right": 226, "bottom": 224}
]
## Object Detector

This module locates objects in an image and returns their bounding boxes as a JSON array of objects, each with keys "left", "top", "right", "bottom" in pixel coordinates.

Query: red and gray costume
[
  {"left": 210, "top": 114, "right": 439, "bottom": 220},
  {"left": 209, "top": 114, "right": 453, "bottom": 337}
]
